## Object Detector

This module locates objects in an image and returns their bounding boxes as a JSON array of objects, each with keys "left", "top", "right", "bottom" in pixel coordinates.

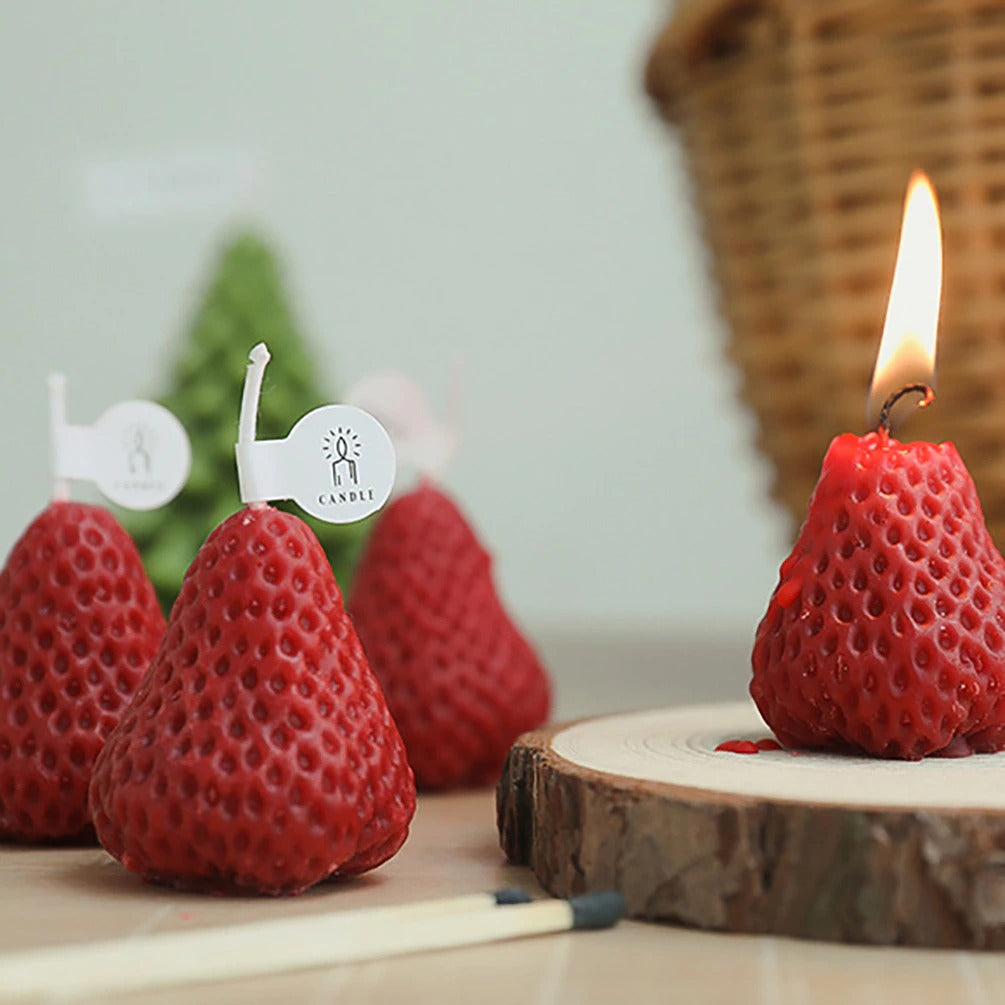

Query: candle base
[{"left": 498, "top": 702, "right": 1005, "bottom": 948}]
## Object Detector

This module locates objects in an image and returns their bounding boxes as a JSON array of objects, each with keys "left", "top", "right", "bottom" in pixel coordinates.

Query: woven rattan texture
[{"left": 647, "top": 0, "right": 1005, "bottom": 544}]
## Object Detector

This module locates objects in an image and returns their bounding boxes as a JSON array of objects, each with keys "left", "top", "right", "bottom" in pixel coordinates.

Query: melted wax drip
[{"left": 714, "top": 738, "right": 783, "bottom": 755}]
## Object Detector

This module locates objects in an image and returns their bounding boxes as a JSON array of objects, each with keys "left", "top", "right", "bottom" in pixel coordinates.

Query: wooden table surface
[{"left": 4, "top": 632, "right": 1005, "bottom": 1003}]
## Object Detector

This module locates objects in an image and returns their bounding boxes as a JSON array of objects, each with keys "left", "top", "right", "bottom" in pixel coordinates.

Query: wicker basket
[{"left": 646, "top": 0, "right": 1005, "bottom": 544}]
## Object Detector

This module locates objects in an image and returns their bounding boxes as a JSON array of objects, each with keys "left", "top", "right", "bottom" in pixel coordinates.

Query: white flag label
[
  {"left": 53, "top": 399, "right": 191, "bottom": 510},
  {"left": 236, "top": 404, "right": 395, "bottom": 523}
]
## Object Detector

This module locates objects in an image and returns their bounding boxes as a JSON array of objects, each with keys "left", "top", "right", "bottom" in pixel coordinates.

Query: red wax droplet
[
  {"left": 775, "top": 578, "right": 801, "bottom": 608},
  {"left": 755, "top": 738, "right": 782, "bottom": 751},
  {"left": 715, "top": 739, "right": 760, "bottom": 754}
]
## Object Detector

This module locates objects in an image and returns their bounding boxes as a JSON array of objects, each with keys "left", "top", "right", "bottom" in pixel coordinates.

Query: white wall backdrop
[{"left": 0, "top": 1, "right": 789, "bottom": 636}]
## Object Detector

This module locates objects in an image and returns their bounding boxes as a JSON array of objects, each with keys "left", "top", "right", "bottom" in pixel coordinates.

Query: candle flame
[{"left": 866, "top": 170, "right": 943, "bottom": 428}]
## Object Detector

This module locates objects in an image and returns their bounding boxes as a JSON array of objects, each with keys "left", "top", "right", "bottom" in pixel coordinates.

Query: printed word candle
[{"left": 752, "top": 172, "right": 1005, "bottom": 760}]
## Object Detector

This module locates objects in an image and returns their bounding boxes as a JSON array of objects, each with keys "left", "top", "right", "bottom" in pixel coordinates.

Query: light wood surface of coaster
[{"left": 497, "top": 702, "right": 1005, "bottom": 949}]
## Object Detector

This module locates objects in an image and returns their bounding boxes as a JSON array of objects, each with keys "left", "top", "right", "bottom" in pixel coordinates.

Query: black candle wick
[{"left": 877, "top": 383, "right": 935, "bottom": 434}]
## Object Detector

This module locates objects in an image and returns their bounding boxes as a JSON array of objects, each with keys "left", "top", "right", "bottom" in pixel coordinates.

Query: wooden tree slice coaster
[{"left": 496, "top": 702, "right": 1005, "bottom": 949}]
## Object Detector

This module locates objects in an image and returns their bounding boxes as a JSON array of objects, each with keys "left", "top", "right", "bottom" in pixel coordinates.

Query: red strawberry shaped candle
[
  {"left": 89, "top": 344, "right": 415, "bottom": 894},
  {"left": 752, "top": 172, "right": 1005, "bottom": 760},
  {"left": 0, "top": 378, "right": 188, "bottom": 841},
  {"left": 347, "top": 376, "right": 550, "bottom": 789}
]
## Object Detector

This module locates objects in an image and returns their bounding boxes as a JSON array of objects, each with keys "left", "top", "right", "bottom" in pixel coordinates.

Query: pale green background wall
[{"left": 0, "top": 1, "right": 788, "bottom": 636}]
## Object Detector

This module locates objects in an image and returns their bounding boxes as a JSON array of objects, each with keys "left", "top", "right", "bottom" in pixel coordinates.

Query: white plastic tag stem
[
  {"left": 237, "top": 342, "right": 272, "bottom": 511},
  {"left": 235, "top": 438, "right": 289, "bottom": 506},
  {"left": 47, "top": 374, "right": 71, "bottom": 502}
]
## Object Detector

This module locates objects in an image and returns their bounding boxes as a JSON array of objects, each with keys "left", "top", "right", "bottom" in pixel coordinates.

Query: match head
[
  {"left": 569, "top": 891, "right": 627, "bottom": 930},
  {"left": 492, "top": 888, "right": 533, "bottom": 906}
]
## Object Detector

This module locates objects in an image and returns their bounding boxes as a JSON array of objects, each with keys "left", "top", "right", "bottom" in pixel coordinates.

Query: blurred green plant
[{"left": 125, "top": 233, "right": 370, "bottom": 614}]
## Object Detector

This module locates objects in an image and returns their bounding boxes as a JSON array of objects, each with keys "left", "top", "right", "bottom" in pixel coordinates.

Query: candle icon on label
[
  {"left": 322, "top": 427, "right": 361, "bottom": 488},
  {"left": 125, "top": 424, "right": 154, "bottom": 475}
]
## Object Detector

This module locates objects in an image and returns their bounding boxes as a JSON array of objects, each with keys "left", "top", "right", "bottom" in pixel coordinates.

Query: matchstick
[{"left": 0, "top": 889, "right": 625, "bottom": 999}]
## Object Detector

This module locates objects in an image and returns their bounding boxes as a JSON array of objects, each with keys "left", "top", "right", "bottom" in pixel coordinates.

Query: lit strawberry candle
[{"left": 751, "top": 173, "right": 1005, "bottom": 760}]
